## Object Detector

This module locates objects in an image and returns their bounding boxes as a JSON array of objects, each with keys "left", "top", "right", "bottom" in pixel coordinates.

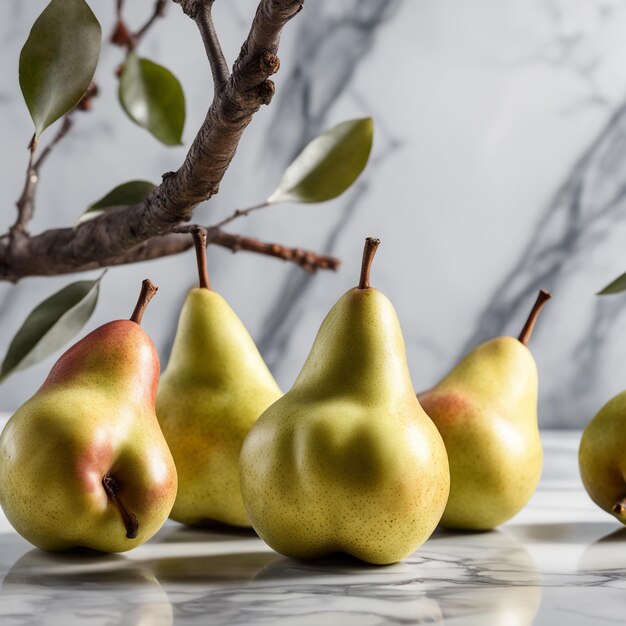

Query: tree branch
[
  {"left": 0, "top": 0, "right": 303, "bottom": 282},
  {"left": 1, "top": 227, "right": 338, "bottom": 276},
  {"left": 196, "top": 1, "right": 230, "bottom": 90}
]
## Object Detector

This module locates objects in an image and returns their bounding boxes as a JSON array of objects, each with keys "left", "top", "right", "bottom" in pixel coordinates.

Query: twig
[
  {"left": 112, "top": 0, "right": 167, "bottom": 52},
  {"left": 33, "top": 116, "right": 74, "bottom": 171},
  {"left": 196, "top": 1, "right": 230, "bottom": 90},
  {"left": 10, "top": 149, "right": 37, "bottom": 239},
  {"left": 211, "top": 200, "right": 270, "bottom": 229},
  {"left": 9, "top": 78, "right": 99, "bottom": 240},
  {"left": 135, "top": 0, "right": 168, "bottom": 44}
]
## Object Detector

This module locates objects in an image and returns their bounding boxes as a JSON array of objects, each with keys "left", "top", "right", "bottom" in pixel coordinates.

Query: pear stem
[
  {"left": 518, "top": 289, "right": 552, "bottom": 346},
  {"left": 129, "top": 279, "right": 158, "bottom": 325},
  {"left": 102, "top": 474, "right": 139, "bottom": 539},
  {"left": 358, "top": 237, "right": 381, "bottom": 289},
  {"left": 613, "top": 498, "right": 626, "bottom": 515},
  {"left": 192, "top": 226, "right": 211, "bottom": 290}
]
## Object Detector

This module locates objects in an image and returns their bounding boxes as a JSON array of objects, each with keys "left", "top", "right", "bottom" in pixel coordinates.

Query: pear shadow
[
  {"left": 432, "top": 525, "right": 496, "bottom": 538},
  {"left": 156, "top": 523, "right": 260, "bottom": 545},
  {"left": 252, "top": 551, "right": 418, "bottom": 586},
  {"left": 504, "top": 521, "right": 618, "bottom": 544},
  {"left": 578, "top": 525, "right": 626, "bottom": 572},
  {"left": 145, "top": 550, "right": 282, "bottom": 584}
]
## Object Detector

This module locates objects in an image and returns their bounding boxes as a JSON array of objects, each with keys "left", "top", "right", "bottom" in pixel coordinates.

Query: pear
[
  {"left": 0, "top": 279, "right": 177, "bottom": 552},
  {"left": 418, "top": 289, "right": 551, "bottom": 530},
  {"left": 240, "top": 238, "right": 450, "bottom": 565},
  {"left": 156, "top": 227, "right": 281, "bottom": 527},
  {"left": 579, "top": 392, "right": 626, "bottom": 524}
]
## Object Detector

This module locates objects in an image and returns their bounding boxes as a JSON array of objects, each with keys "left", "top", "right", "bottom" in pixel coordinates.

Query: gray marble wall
[{"left": 2, "top": 0, "right": 626, "bottom": 428}]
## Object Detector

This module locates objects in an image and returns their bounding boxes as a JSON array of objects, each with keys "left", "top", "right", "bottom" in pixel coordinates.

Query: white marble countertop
[{"left": 0, "top": 421, "right": 623, "bottom": 625}]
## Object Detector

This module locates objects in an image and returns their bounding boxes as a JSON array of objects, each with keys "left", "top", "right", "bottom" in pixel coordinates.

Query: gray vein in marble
[
  {"left": 456, "top": 102, "right": 626, "bottom": 427},
  {"left": 265, "top": 0, "right": 403, "bottom": 165}
]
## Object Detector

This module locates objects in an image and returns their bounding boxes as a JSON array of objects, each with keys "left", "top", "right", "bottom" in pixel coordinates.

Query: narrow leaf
[
  {"left": 119, "top": 53, "right": 185, "bottom": 146},
  {"left": 268, "top": 117, "right": 374, "bottom": 204},
  {"left": 19, "top": 0, "right": 102, "bottom": 139},
  {"left": 598, "top": 273, "right": 626, "bottom": 295},
  {"left": 78, "top": 180, "right": 155, "bottom": 224},
  {"left": 0, "top": 277, "right": 103, "bottom": 383}
]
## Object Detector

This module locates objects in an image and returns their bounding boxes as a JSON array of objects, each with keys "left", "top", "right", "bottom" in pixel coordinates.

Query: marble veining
[{"left": 0, "top": 430, "right": 625, "bottom": 625}]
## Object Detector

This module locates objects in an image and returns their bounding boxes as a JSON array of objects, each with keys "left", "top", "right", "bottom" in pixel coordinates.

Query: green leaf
[
  {"left": 0, "top": 277, "right": 103, "bottom": 383},
  {"left": 78, "top": 180, "right": 155, "bottom": 224},
  {"left": 598, "top": 273, "right": 626, "bottom": 295},
  {"left": 119, "top": 53, "right": 185, "bottom": 146},
  {"left": 268, "top": 117, "right": 374, "bottom": 204},
  {"left": 19, "top": 0, "right": 101, "bottom": 140}
]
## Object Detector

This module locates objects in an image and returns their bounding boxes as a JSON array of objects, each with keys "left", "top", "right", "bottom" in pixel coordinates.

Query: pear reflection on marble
[
  {"left": 0, "top": 549, "right": 173, "bottom": 626},
  {"left": 421, "top": 530, "right": 542, "bottom": 626},
  {"left": 252, "top": 556, "right": 444, "bottom": 625}
]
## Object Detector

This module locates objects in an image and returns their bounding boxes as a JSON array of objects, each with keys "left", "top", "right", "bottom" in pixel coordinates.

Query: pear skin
[
  {"left": 418, "top": 290, "right": 549, "bottom": 530},
  {"left": 240, "top": 238, "right": 450, "bottom": 565},
  {"left": 579, "top": 393, "right": 626, "bottom": 524},
  {"left": 0, "top": 280, "right": 177, "bottom": 552},
  {"left": 156, "top": 228, "right": 281, "bottom": 527}
]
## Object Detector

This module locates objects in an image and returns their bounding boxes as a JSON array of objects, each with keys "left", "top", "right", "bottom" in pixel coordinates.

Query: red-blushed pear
[
  {"left": 418, "top": 289, "right": 551, "bottom": 530},
  {"left": 240, "top": 238, "right": 450, "bottom": 565},
  {"left": 0, "top": 280, "right": 177, "bottom": 552},
  {"left": 156, "top": 227, "right": 281, "bottom": 528}
]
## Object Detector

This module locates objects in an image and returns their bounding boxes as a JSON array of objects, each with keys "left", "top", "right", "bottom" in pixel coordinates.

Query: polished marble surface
[{"left": 1, "top": 430, "right": 624, "bottom": 625}]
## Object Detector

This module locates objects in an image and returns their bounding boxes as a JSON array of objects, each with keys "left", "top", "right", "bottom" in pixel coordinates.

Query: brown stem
[
  {"left": 129, "top": 278, "right": 158, "bottom": 324},
  {"left": 613, "top": 498, "right": 626, "bottom": 515},
  {"left": 192, "top": 226, "right": 211, "bottom": 289},
  {"left": 358, "top": 237, "right": 381, "bottom": 289},
  {"left": 102, "top": 473, "right": 139, "bottom": 539},
  {"left": 518, "top": 289, "right": 552, "bottom": 346}
]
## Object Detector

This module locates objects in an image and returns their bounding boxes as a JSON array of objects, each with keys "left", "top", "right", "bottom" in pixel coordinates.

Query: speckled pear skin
[
  {"left": 156, "top": 288, "right": 282, "bottom": 528},
  {"left": 419, "top": 337, "right": 542, "bottom": 530},
  {"left": 0, "top": 321, "right": 178, "bottom": 552},
  {"left": 579, "top": 392, "right": 626, "bottom": 523},
  {"left": 240, "top": 286, "right": 450, "bottom": 565}
]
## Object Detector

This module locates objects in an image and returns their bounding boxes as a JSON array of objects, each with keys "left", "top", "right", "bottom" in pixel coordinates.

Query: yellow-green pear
[
  {"left": 0, "top": 280, "right": 178, "bottom": 552},
  {"left": 240, "top": 238, "right": 450, "bottom": 565},
  {"left": 579, "top": 393, "right": 626, "bottom": 524},
  {"left": 156, "top": 227, "right": 281, "bottom": 527},
  {"left": 418, "top": 289, "right": 550, "bottom": 530}
]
